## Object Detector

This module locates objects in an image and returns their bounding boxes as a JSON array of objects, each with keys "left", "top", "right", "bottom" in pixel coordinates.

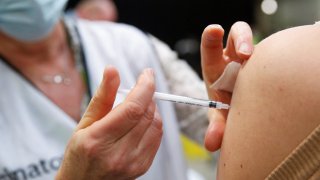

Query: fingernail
[{"left": 239, "top": 42, "right": 252, "bottom": 55}]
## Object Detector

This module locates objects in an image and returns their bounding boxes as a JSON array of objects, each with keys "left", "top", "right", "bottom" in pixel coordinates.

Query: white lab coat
[{"left": 0, "top": 19, "right": 187, "bottom": 180}]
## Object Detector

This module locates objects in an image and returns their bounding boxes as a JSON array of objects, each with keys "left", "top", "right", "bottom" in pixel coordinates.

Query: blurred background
[
  {"left": 114, "top": 0, "right": 320, "bottom": 77},
  {"left": 115, "top": 0, "right": 255, "bottom": 77},
  {"left": 66, "top": 0, "right": 320, "bottom": 179},
  {"left": 66, "top": 0, "right": 320, "bottom": 80}
]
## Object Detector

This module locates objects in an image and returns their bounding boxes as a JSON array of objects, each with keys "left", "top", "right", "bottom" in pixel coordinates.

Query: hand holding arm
[
  {"left": 200, "top": 22, "right": 254, "bottom": 151},
  {"left": 56, "top": 67, "right": 162, "bottom": 180}
]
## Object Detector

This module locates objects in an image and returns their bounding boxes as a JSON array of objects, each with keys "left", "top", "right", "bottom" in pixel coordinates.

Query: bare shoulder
[
  {"left": 256, "top": 24, "right": 320, "bottom": 63},
  {"left": 217, "top": 24, "right": 320, "bottom": 180}
]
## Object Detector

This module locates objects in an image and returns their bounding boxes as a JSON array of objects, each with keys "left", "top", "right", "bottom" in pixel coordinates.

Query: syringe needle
[{"left": 118, "top": 89, "right": 230, "bottom": 110}]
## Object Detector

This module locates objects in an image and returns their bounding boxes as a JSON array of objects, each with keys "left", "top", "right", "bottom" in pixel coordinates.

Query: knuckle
[
  {"left": 72, "top": 131, "right": 100, "bottom": 159},
  {"left": 156, "top": 124, "right": 164, "bottom": 135},
  {"left": 127, "top": 162, "right": 149, "bottom": 178},
  {"left": 152, "top": 113, "right": 163, "bottom": 132},
  {"left": 125, "top": 101, "right": 145, "bottom": 120},
  {"left": 143, "top": 104, "right": 156, "bottom": 122},
  {"left": 108, "top": 154, "right": 125, "bottom": 171},
  {"left": 108, "top": 155, "right": 144, "bottom": 178},
  {"left": 107, "top": 153, "right": 131, "bottom": 175},
  {"left": 153, "top": 123, "right": 163, "bottom": 135}
]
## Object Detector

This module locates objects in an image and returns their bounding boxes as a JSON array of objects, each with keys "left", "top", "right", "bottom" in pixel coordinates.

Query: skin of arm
[{"left": 217, "top": 24, "right": 320, "bottom": 179}]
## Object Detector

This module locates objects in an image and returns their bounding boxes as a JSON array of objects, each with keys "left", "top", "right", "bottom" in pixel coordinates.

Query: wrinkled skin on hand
[
  {"left": 201, "top": 22, "right": 254, "bottom": 152},
  {"left": 56, "top": 67, "right": 163, "bottom": 180}
]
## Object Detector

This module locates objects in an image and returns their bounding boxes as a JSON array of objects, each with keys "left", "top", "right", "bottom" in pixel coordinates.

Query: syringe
[{"left": 118, "top": 89, "right": 230, "bottom": 110}]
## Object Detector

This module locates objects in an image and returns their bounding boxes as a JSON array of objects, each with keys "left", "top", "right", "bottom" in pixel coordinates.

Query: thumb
[
  {"left": 224, "top": 21, "right": 254, "bottom": 63},
  {"left": 77, "top": 66, "right": 120, "bottom": 130}
]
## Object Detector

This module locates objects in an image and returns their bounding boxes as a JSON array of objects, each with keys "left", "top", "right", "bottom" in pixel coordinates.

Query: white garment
[
  {"left": 0, "top": 62, "right": 74, "bottom": 180},
  {"left": 0, "top": 19, "right": 187, "bottom": 180},
  {"left": 77, "top": 20, "right": 188, "bottom": 180}
]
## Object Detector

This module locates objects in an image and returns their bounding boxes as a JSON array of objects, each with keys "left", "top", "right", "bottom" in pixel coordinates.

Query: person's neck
[{"left": 0, "top": 21, "right": 69, "bottom": 65}]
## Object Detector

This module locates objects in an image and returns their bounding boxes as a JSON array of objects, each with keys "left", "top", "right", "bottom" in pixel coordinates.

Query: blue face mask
[{"left": 0, "top": 0, "right": 67, "bottom": 42}]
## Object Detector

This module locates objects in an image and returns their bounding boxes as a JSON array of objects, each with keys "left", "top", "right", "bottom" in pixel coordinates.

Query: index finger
[{"left": 201, "top": 25, "right": 228, "bottom": 87}]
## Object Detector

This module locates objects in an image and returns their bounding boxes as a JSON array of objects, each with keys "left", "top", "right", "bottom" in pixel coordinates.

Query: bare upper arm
[{"left": 217, "top": 24, "right": 320, "bottom": 179}]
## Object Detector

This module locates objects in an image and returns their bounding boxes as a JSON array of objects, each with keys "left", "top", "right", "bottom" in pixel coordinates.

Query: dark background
[
  {"left": 115, "top": 0, "right": 255, "bottom": 76},
  {"left": 66, "top": 0, "right": 255, "bottom": 76},
  {"left": 115, "top": 0, "right": 255, "bottom": 48}
]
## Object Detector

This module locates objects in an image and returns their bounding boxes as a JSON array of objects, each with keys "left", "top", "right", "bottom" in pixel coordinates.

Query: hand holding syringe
[{"left": 118, "top": 89, "right": 230, "bottom": 110}]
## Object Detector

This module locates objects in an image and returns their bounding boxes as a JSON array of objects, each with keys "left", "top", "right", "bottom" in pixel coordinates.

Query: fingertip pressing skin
[{"left": 233, "top": 22, "right": 253, "bottom": 56}]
